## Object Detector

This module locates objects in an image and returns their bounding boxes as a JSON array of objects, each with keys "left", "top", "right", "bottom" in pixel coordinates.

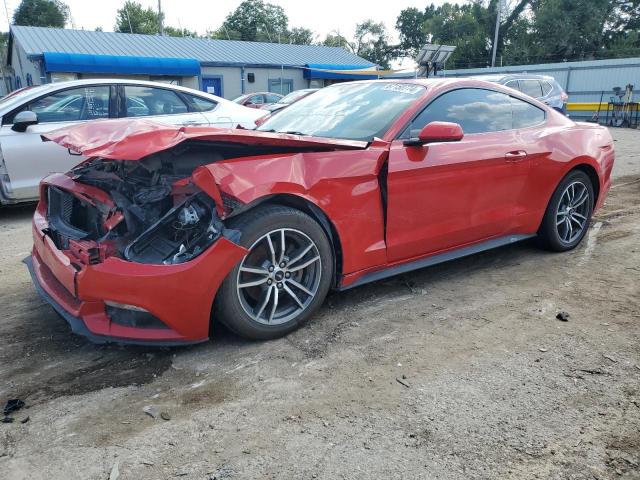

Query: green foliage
[
  {"left": 395, "top": 0, "right": 640, "bottom": 68},
  {"left": 287, "top": 27, "right": 314, "bottom": 45},
  {"left": 352, "top": 20, "right": 395, "bottom": 69},
  {"left": 163, "top": 26, "right": 198, "bottom": 38},
  {"left": 114, "top": 1, "right": 198, "bottom": 37},
  {"left": 13, "top": 0, "right": 68, "bottom": 28},
  {"left": 115, "top": 1, "right": 160, "bottom": 34},
  {"left": 221, "top": 0, "right": 288, "bottom": 42},
  {"left": 320, "top": 33, "right": 350, "bottom": 49}
]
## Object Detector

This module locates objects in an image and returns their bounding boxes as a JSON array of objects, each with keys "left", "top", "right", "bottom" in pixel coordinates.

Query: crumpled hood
[{"left": 43, "top": 119, "right": 368, "bottom": 161}]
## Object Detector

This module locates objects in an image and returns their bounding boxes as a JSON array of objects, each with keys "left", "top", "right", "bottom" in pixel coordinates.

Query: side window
[
  {"left": 511, "top": 97, "right": 545, "bottom": 129},
  {"left": 266, "top": 94, "right": 282, "bottom": 103},
  {"left": 124, "top": 86, "right": 188, "bottom": 117},
  {"left": 409, "top": 88, "right": 513, "bottom": 135},
  {"left": 247, "top": 94, "right": 264, "bottom": 105},
  {"left": 504, "top": 80, "right": 520, "bottom": 91},
  {"left": 184, "top": 94, "right": 217, "bottom": 112},
  {"left": 518, "top": 80, "right": 543, "bottom": 98},
  {"left": 541, "top": 81, "right": 553, "bottom": 96},
  {"left": 5, "top": 86, "right": 110, "bottom": 124}
]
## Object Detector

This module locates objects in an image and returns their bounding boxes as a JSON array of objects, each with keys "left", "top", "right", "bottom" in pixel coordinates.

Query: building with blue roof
[{"left": 7, "top": 26, "right": 375, "bottom": 99}]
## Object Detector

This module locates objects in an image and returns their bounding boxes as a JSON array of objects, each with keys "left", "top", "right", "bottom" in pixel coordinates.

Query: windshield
[
  {"left": 257, "top": 82, "right": 426, "bottom": 141},
  {"left": 0, "top": 84, "right": 51, "bottom": 110}
]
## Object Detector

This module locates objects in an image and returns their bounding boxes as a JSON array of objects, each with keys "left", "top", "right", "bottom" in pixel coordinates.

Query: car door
[
  {"left": 0, "top": 84, "right": 112, "bottom": 201},
  {"left": 385, "top": 88, "right": 532, "bottom": 262},
  {"left": 120, "top": 85, "right": 209, "bottom": 126}
]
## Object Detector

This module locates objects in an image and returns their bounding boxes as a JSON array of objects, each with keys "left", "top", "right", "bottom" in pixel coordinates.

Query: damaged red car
[{"left": 27, "top": 79, "right": 615, "bottom": 345}]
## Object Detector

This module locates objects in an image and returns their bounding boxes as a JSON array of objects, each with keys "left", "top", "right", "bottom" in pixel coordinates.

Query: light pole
[{"left": 491, "top": 0, "right": 504, "bottom": 67}]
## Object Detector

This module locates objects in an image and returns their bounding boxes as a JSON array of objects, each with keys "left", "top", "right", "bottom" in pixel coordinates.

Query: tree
[
  {"left": 115, "top": 1, "right": 159, "bottom": 34},
  {"left": 114, "top": 1, "right": 198, "bottom": 37},
  {"left": 287, "top": 27, "right": 314, "bottom": 45},
  {"left": 164, "top": 26, "right": 198, "bottom": 38},
  {"left": 13, "top": 0, "right": 68, "bottom": 28},
  {"left": 351, "top": 20, "right": 395, "bottom": 69},
  {"left": 220, "top": 0, "right": 288, "bottom": 42},
  {"left": 395, "top": 7, "right": 429, "bottom": 58},
  {"left": 320, "top": 32, "right": 350, "bottom": 49}
]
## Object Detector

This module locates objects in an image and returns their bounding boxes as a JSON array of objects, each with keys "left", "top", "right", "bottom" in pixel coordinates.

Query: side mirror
[
  {"left": 12, "top": 110, "right": 38, "bottom": 132},
  {"left": 404, "top": 121, "right": 464, "bottom": 147}
]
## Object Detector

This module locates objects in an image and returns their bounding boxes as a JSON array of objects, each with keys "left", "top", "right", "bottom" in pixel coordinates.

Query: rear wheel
[
  {"left": 538, "top": 170, "right": 594, "bottom": 251},
  {"left": 215, "top": 205, "right": 333, "bottom": 340}
]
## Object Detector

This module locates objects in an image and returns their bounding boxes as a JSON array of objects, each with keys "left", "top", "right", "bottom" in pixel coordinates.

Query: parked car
[
  {"left": 260, "top": 89, "right": 319, "bottom": 113},
  {"left": 233, "top": 92, "right": 284, "bottom": 109},
  {"left": 0, "top": 79, "right": 266, "bottom": 205},
  {"left": 474, "top": 73, "right": 568, "bottom": 113},
  {"left": 28, "top": 79, "right": 614, "bottom": 345}
]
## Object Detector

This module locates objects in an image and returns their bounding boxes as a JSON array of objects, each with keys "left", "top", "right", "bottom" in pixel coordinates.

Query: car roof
[
  {"left": 470, "top": 73, "right": 556, "bottom": 82},
  {"left": 0, "top": 78, "right": 230, "bottom": 113}
]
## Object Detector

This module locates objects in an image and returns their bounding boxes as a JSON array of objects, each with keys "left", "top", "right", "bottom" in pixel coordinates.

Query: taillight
[{"left": 561, "top": 92, "right": 568, "bottom": 101}]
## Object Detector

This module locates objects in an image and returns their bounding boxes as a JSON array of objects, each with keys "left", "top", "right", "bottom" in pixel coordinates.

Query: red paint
[
  {"left": 415, "top": 121, "right": 464, "bottom": 143},
  {"left": 33, "top": 78, "right": 614, "bottom": 343}
]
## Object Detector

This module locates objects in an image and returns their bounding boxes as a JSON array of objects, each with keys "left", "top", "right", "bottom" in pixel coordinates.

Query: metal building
[{"left": 6, "top": 26, "right": 375, "bottom": 99}]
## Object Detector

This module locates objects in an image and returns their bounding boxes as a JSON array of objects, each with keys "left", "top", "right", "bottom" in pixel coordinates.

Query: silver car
[
  {"left": 0, "top": 79, "right": 266, "bottom": 205},
  {"left": 473, "top": 73, "right": 569, "bottom": 114}
]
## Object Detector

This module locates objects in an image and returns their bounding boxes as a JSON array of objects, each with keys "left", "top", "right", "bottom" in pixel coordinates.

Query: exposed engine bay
[{"left": 44, "top": 141, "right": 331, "bottom": 265}]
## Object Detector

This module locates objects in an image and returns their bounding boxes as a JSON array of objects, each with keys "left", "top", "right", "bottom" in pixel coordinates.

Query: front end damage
[
  {"left": 29, "top": 152, "right": 249, "bottom": 344},
  {"left": 29, "top": 120, "right": 370, "bottom": 345}
]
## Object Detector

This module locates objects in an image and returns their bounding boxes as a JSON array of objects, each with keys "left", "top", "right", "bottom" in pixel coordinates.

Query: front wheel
[
  {"left": 538, "top": 170, "right": 594, "bottom": 251},
  {"left": 215, "top": 205, "right": 334, "bottom": 340}
]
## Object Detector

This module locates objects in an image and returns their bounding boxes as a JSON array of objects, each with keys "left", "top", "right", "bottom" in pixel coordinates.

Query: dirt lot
[{"left": 0, "top": 128, "right": 639, "bottom": 480}]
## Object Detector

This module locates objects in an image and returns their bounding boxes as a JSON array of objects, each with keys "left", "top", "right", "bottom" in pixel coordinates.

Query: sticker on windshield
[{"left": 381, "top": 84, "right": 423, "bottom": 95}]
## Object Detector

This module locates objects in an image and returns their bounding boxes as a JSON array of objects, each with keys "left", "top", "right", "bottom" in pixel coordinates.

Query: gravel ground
[{"left": 0, "top": 128, "right": 638, "bottom": 480}]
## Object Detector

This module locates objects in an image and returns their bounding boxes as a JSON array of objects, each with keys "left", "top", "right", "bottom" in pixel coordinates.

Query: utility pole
[
  {"left": 491, "top": 0, "right": 503, "bottom": 67},
  {"left": 158, "top": 0, "right": 164, "bottom": 36}
]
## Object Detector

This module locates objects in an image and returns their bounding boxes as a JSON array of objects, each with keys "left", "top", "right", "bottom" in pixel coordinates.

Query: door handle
[{"left": 505, "top": 150, "right": 528, "bottom": 162}]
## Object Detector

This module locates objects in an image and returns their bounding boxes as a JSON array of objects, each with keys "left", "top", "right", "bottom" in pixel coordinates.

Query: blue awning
[
  {"left": 304, "top": 63, "right": 378, "bottom": 80},
  {"left": 43, "top": 52, "right": 201, "bottom": 76}
]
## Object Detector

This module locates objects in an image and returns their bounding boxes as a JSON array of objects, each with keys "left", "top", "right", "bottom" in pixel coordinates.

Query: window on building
[
  {"left": 124, "top": 86, "right": 189, "bottom": 117},
  {"left": 268, "top": 78, "right": 293, "bottom": 96},
  {"left": 4, "top": 85, "right": 110, "bottom": 124},
  {"left": 518, "top": 80, "right": 543, "bottom": 98},
  {"left": 408, "top": 88, "right": 513, "bottom": 135}
]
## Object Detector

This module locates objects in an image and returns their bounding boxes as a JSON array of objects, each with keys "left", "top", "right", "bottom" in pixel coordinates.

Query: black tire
[
  {"left": 538, "top": 170, "right": 594, "bottom": 252},
  {"left": 214, "top": 205, "right": 334, "bottom": 340}
]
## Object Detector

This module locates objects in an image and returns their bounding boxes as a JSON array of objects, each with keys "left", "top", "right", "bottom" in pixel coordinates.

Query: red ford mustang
[{"left": 27, "top": 79, "right": 615, "bottom": 345}]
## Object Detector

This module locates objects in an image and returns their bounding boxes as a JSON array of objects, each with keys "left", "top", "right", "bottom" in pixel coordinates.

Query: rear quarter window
[{"left": 511, "top": 97, "right": 545, "bottom": 128}]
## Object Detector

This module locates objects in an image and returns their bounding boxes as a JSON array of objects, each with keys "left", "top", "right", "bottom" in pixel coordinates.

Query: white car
[{"left": 0, "top": 79, "right": 266, "bottom": 204}]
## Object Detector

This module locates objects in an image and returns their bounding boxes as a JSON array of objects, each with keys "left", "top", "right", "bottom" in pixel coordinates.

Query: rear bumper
[{"left": 28, "top": 209, "right": 247, "bottom": 346}]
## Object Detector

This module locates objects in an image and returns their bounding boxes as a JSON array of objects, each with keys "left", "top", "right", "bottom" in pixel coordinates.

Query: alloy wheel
[
  {"left": 555, "top": 181, "right": 590, "bottom": 244},
  {"left": 236, "top": 228, "right": 322, "bottom": 325}
]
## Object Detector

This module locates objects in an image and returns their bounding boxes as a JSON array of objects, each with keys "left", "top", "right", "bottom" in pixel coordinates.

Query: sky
[{"left": 2, "top": 0, "right": 449, "bottom": 44}]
